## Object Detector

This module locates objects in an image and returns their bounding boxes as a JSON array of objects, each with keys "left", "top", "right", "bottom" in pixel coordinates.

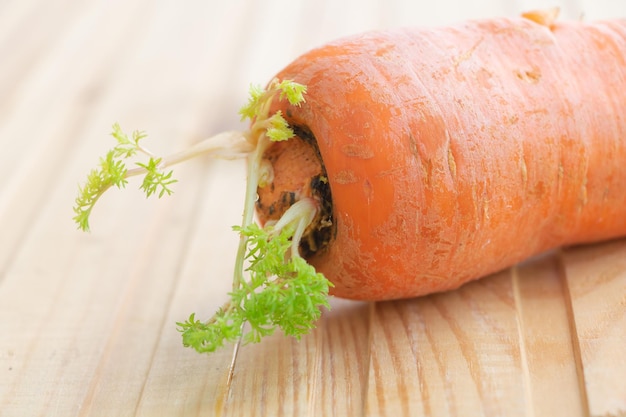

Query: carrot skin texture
[{"left": 261, "top": 16, "right": 626, "bottom": 301}]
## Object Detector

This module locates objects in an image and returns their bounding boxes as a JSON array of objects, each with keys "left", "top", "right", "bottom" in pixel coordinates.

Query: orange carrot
[
  {"left": 256, "top": 12, "right": 626, "bottom": 300},
  {"left": 75, "top": 11, "right": 626, "bottom": 351}
]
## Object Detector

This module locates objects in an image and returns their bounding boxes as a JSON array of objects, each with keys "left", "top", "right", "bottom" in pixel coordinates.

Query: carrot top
[{"left": 72, "top": 80, "right": 332, "bottom": 354}]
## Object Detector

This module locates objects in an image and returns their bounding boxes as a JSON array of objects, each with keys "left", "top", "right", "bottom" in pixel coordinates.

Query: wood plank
[
  {"left": 0, "top": 0, "right": 250, "bottom": 415},
  {"left": 513, "top": 255, "right": 588, "bottom": 416},
  {"left": 133, "top": 159, "right": 246, "bottom": 417},
  {"left": 563, "top": 240, "right": 626, "bottom": 417},
  {"left": 0, "top": 0, "right": 81, "bottom": 122},
  {"left": 365, "top": 271, "right": 526, "bottom": 417},
  {"left": 0, "top": 0, "right": 160, "bottom": 274},
  {"left": 215, "top": 299, "right": 369, "bottom": 417},
  {"left": 0, "top": 1, "right": 166, "bottom": 414}
]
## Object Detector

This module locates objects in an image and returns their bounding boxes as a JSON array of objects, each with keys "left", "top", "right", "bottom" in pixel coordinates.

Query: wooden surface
[{"left": 1, "top": 1, "right": 625, "bottom": 416}]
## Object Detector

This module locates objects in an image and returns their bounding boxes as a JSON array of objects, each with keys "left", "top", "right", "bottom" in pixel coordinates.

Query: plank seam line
[
  {"left": 360, "top": 301, "right": 375, "bottom": 417},
  {"left": 512, "top": 264, "right": 536, "bottom": 417},
  {"left": 556, "top": 249, "right": 591, "bottom": 417},
  {"left": 306, "top": 318, "right": 324, "bottom": 417}
]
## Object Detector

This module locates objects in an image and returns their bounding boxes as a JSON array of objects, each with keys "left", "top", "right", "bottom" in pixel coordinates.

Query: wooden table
[{"left": 1, "top": 1, "right": 625, "bottom": 416}]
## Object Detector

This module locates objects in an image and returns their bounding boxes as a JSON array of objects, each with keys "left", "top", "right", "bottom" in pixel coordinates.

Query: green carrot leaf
[
  {"left": 72, "top": 149, "right": 130, "bottom": 232},
  {"left": 277, "top": 80, "right": 307, "bottom": 106},
  {"left": 238, "top": 79, "right": 306, "bottom": 124},
  {"left": 110, "top": 122, "right": 147, "bottom": 158},
  {"left": 239, "top": 84, "right": 265, "bottom": 121},
  {"left": 136, "top": 158, "right": 177, "bottom": 198},
  {"left": 178, "top": 223, "right": 331, "bottom": 353},
  {"left": 73, "top": 124, "right": 177, "bottom": 231},
  {"left": 265, "top": 111, "right": 294, "bottom": 142}
]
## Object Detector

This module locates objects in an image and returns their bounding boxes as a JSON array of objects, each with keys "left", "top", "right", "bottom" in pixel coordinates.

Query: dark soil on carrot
[{"left": 255, "top": 125, "right": 335, "bottom": 257}]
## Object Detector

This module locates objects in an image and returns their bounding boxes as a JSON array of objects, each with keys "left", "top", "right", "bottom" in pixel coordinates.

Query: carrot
[
  {"left": 75, "top": 11, "right": 626, "bottom": 353},
  {"left": 256, "top": 12, "right": 626, "bottom": 300}
]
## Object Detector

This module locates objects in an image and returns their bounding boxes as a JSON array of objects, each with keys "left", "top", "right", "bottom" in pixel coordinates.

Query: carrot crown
[{"left": 73, "top": 79, "right": 332, "bottom": 354}]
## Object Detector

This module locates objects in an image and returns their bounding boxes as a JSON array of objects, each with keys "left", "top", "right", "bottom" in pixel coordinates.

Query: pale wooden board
[{"left": 1, "top": 1, "right": 625, "bottom": 416}]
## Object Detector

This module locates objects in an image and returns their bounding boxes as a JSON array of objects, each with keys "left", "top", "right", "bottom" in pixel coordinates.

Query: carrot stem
[
  {"left": 270, "top": 197, "right": 319, "bottom": 258},
  {"left": 124, "top": 131, "right": 252, "bottom": 179},
  {"left": 232, "top": 133, "right": 271, "bottom": 289}
]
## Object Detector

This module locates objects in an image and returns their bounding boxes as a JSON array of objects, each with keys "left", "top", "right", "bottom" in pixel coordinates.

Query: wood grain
[
  {"left": 1, "top": 1, "right": 625, "bottom": 416},
  {"left": 563, "top": 241, "right": 626, "bottom": 417}
]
